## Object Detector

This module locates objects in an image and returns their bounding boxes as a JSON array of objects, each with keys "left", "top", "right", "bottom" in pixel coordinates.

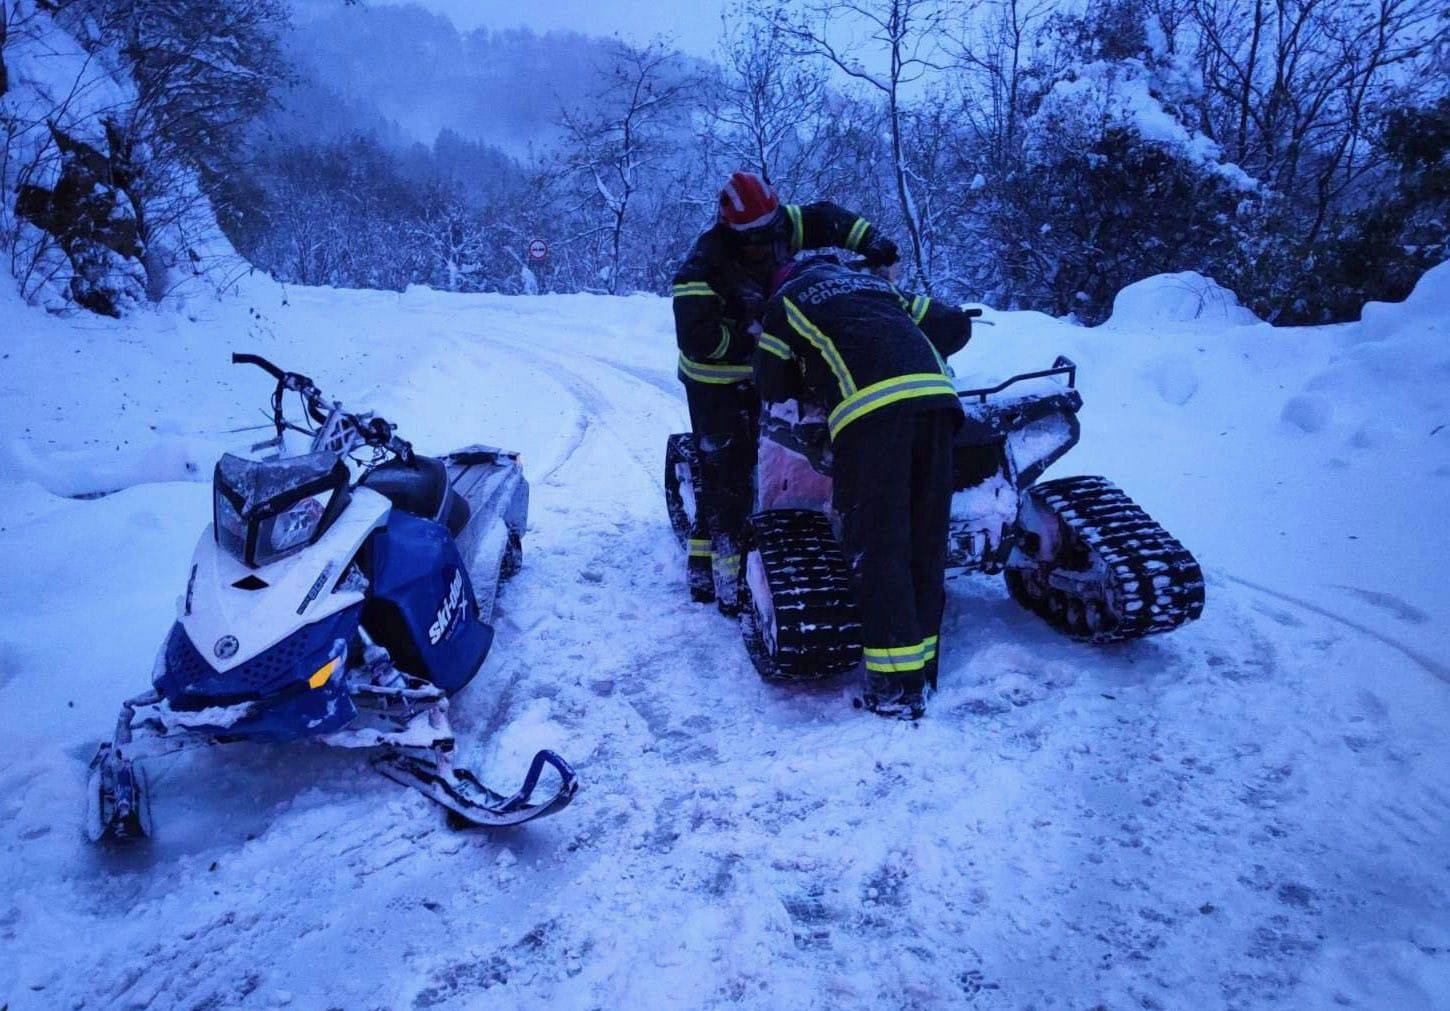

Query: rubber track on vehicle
[
  {"left": 663, "top": 433, "right": 697, "bottom": 550},
  {"left": 744, "top": 509, "right": 861, "bottom": 681},
  {"left": 1010, "top": 476, "right": 1205, "bottom": 643}
]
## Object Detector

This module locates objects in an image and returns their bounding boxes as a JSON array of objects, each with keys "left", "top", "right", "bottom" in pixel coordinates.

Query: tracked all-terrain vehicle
[{"left": 665, "top": 353, "right": 1205, "bottom": 682}]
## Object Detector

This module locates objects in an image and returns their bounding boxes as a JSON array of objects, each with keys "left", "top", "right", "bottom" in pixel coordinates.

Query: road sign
[{"left": 527, "top": 239, "right": 549, "bottom": 263}]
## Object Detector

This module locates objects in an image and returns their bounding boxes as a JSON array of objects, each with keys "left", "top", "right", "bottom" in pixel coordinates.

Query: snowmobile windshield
[{"left": 213, "top": 452, "right": 350, "bottom": 568}]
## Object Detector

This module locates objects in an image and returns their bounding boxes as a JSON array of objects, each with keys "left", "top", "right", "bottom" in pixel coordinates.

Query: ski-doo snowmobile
[
  {"left": 664, "top": 342, "right": 1205, "bottom": 683},
  {"left": 87, "top": 354, "right": 577, "bottom": 842}
]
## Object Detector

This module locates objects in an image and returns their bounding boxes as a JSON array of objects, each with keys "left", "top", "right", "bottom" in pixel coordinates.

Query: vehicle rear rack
[{"left": 958, "top": 356, "right": 1077, "bottom": 403}]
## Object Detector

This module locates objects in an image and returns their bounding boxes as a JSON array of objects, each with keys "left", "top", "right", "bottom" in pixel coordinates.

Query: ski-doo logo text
[{"left": 429, "top": 570, "right": 467, "bottom": 645}]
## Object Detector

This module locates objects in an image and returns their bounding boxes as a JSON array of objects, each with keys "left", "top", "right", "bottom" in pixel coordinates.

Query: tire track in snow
[
  {"left": 1225, "top": 574, "right": 1450, "bottom": 683},
  {"left": 461, "top": 331, "right": 686, "bottom": 489}
]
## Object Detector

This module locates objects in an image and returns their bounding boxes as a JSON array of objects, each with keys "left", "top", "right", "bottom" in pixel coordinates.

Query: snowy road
[{"left": 1, "top": 275, "right": 1448, "bottom": 1009}]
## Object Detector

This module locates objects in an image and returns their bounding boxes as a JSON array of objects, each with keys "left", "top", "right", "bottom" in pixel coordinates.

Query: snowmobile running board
[{"left": 959, "top": 356, "right": 1078, "bottom": 403}]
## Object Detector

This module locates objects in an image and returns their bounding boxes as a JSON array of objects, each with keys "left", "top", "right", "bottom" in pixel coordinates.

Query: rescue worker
[
  {"left": 754, "top": 256, "right": 973, "bottom": 719},
  {"left": 672, "top": 172, "right": 899, "bottom": 613}
]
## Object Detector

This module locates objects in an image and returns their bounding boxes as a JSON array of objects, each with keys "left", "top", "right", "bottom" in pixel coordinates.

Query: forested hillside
[{"left": 3, "top": 0, "right": 1446, "bottom": 319}]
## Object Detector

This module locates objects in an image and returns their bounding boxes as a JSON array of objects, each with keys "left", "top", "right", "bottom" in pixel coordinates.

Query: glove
[{"left": 860, "top": 236, "right": 899, "bottom": 268}]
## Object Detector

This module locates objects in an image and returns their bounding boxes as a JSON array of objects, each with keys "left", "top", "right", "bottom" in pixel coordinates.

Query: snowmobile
[
  {"left": 87, "top": 354, "right": 578, "bottom": 842},
  {"left": 664, "top": 346, "right": 1205, "bottom": 682}
]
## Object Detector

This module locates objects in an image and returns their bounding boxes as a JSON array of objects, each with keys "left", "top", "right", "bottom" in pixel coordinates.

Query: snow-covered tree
[
  {"left": 558, "top": 40, "right": 694, "bottom": 294},
  {"left": 710, "top": 5, "right": 832, "bottom": 188},
  {"left": 773, "top": 0, "right": 953, "bottom": 290},
  {"left": 1182, "top": 0, "right": 1447, "bottom": 319}
]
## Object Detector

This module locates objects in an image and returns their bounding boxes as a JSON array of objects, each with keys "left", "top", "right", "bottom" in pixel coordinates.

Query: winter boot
[
  {"left": 858, "top": 671, "right": 928, "bottom": 721},
  {"left": 687, "top": 540, "right": 716, "bottom": 603},
  {"left": 713, "top": 545, "right": 743, "bottom": 616}
]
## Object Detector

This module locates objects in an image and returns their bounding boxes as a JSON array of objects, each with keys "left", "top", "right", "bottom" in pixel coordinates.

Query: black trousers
[
  {"left": 832, "top": 407, "right": 958, "bottom": 685},
  {"left": 684, "top": 380, "right": 757, "bottom": 585}
]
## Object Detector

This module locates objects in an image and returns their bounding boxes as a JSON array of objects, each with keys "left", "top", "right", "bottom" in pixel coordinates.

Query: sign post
[{"left": 525, "top": 239, "right": 549, "bottom": 295}]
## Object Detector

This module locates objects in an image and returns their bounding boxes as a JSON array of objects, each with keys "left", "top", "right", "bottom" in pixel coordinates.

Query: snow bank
[
  {"left": 1278, "top": 260, "right": 1450, "bottom": 437},
  {"left": 1108, "top": 271, "right": 1261, "bottom": 329},
  {"left": 1, "top": 436, "right": 225, "bottom": 498},
  {"left": 1357, "top": 259, "right": 1450, "bottom": 339}
]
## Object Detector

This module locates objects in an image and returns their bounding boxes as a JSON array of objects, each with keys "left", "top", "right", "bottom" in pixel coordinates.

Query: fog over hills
[{"left": 277, "top": 2, "right": 657, "bottom": 157}]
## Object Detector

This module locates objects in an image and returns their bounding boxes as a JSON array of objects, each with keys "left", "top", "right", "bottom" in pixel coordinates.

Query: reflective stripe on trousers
[
  {"left": 864, "top": 641, "right": 930, "bottom": 674},
  {"left": 678, "top": 354, "right": 753, "bottom": 384}
]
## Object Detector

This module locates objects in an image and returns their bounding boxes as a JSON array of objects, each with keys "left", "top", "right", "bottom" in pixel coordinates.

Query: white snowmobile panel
[{"left": 180, "top": 488, "right": 391, "bottom": 670}]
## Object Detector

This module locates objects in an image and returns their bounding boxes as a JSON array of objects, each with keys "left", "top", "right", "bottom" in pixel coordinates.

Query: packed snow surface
[{"left": 1, "top": 266, "right": 1448, "bottom": 1009}]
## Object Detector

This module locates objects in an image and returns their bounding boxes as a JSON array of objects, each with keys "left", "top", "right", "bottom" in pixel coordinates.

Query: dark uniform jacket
[
  {"left": 671, "top": 202, "right": 894, "bottom": 388},
  {"left": 755, "top": 257, "right": 973, "bottom": 442}
]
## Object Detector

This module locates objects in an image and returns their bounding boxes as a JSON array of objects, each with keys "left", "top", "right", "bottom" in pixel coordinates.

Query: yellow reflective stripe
[
  {"left": 784, "top": 298, "right": 855, "bottom": 398},
  {"left": 865, "top": 655, "right": 927, "bottom": 673},
  {"left": 865, "top": 640, "right": 929, "bottom": 672},
  {"left": 923, "top": 635, "right": 939, "bottom": 660},
  {"left": 864, "top": 644, "right": 926, "bottom": 658},
  {"left": 828, "top": 372, "right": 958, "bottom": 440},
  {"left": 673, "top": 282, "right": 718, "bottom": 298},
  {"left": 688, "top": 538, "right": 713, "bottom": 559},
  {"left": 678, "top": 354, "right": 753, "bottom": 385},
  {"left": 866, "top": 660, "right": 928, "bottom": 673},
  {"left": 907, "top": 295, "right": 949, "bottom": 372},
  {"left": 845, "top": 217, "right": 871, "bottom": 250},
  {"left": 785, "top": 204, "right": 804, "bottom": 252},
  {"left": 709, "top": 324, "right": 731, "bottom": 359},
  {"left": 715, "top": 553, "right": 741, "bottom": 573},
  {"left": 758, "top": 333, "right": 792, "bottom": 360}
]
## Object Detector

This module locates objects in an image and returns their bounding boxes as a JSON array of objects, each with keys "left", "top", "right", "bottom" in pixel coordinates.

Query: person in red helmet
[{"left": 672, "top": 172, "right": 899, "bottom": 614}]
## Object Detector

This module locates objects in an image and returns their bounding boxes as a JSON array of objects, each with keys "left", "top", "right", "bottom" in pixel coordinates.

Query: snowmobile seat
[{"left": 361, "top": 456, "right": 470, "bottom": 536}]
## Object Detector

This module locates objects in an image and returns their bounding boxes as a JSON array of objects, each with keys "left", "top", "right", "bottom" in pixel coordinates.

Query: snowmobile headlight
[
  {"left": 263, "top": 494, "right": 327, "bottom": 554},
  {"left": 214, "top": 484, "right": 248, "bottom": 559},
  {"left": 251, "top": 487, "right": 346, "bottom": 567},
  {"left": 212, "top": 452, "right": 350, "bottom": 568}
]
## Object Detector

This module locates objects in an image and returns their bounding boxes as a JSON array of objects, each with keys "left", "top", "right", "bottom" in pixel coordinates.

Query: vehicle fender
[{"left": 366, "top": 511, "right": 494, "bottom": 694}]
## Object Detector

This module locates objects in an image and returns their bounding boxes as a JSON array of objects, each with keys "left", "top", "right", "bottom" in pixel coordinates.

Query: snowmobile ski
[
  {"left": 373, "top": 748, "right": 578, "bottom": 827},
  {"left": 86, "top": 743, "right": 152, "bottom": 843}
]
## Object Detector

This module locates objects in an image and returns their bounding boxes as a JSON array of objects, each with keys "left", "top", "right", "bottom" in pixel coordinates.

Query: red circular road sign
[{"left": 527, "top": 239, "right": 549, "bottom": 262}]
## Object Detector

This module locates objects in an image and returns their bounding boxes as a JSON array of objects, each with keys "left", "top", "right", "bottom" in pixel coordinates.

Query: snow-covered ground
[{"left": 1, "top": 267, "right": 1447, "bottom": 1009}]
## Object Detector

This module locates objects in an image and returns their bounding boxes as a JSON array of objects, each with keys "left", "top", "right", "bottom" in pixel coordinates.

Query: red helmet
[{"left": 718, "top": 172, "right": 780, "bottom": 231}]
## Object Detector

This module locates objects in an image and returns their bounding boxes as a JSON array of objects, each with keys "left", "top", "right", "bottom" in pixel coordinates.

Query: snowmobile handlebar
[
  {"left": 230, "top": 352, "right": 287, "bottom": 380},
  {"left": 232, "top": 351, "right": 412, "bottom": 460},
  {"left": 232, "top": 353, "right": 323, "bottom": 404}
]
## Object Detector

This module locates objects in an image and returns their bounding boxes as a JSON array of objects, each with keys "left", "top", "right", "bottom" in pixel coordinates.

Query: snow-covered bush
[
  {"left": 0, "top": 0, "right": 286, "bottom": 313},
  {"left": 977, "top": 11, "right": 1259, "bottom": 323}
]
